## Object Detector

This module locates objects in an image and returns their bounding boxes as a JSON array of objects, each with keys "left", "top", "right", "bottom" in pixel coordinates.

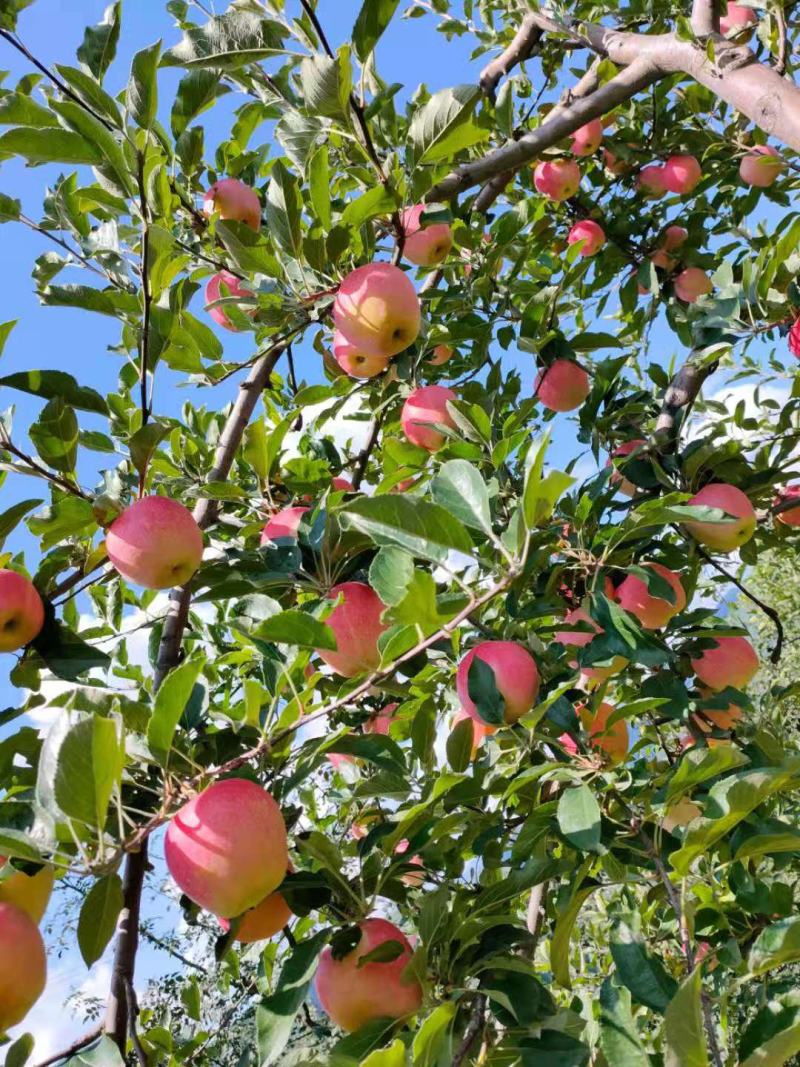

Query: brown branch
[
  {"left": 775, "top": 2, "right": 789, "bottom": 75},
  {"left": 479, "top": 14, "right": 543, "bottom": 101},
  {"left": 124, "top": 979, "right": 148, "bottom": 1067},
  {"left": 33, "top": 1027, "right": 103, "bottom": 1067},
  {"left": 654, "top": 358, "right": 719, "bottom": 445},
  {"left": 0, "top": 431, "right": 92, "bottom": 500},
  {"left": 691, "top": 0, "right": 721, "bottom": 36},
  {"left": 104, "top": 841, "right": 148, "bottom": 1053},
  {"left": 351, "top": 409, "right": 385, "bottom": 490},
  {"left": 452, "top": 994, "right": 487, "bottom": 1067}
]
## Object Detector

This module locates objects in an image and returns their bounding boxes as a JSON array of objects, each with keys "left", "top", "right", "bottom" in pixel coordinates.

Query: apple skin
[
  {"left": 399, "top": 205, "right": 453, "bottom": 267},
  {"left": 456, "top": 641, "right": 540, "bottom": 725},
  {"left": 401, "top": 385, "right": 458, "bottom": 452},
  {"left": 452, "top": 707, "right": 496, "bottom": 758},
  {"left": 614, "top": 562, "right": 687, "bottom": 629},
  {"left": 332, "top": 329, "right": 390, "bottom": 379},
  {"left": 0, "top": 858, "right": 54, "bottom": 924},
  {"left": 165, "top": 778, "right": 288, "bottom": 919},
  {"left": 674, "top": 267, "right": 712, "bottom": 303},
  {"left": 333, "top": 263, "right": 421, "bottom": 359},
  {"left": 606, "top": 439, "right": 647, "bottom": 497},
  {"left": 261, "top": 506, "right": 309, "bottom": 545},
  {"left": 316, "top": 582, "right": 388, "bottom": 678},
  {"left": 774, "top": 484, "right": 800, "bottom": 526},
  {"left": 662, "top": 798, "right": 702, "bottom": 833},
  {"left": 0, "top": 570, "right": 44, "bottom": 653},
  {"left": 721, "top": 2, "right": 758, "bottom": 36},
  {"left": 534, "top": 360, "right": 590, "bottom": 412},
  {"left": 690, "top": 635, "right": 759, "bottom": 691},
  {"left": 662, "top": 225, "right": 689, "bottom": 251},
  {"left": 394, "top": 839, "right": 424, "bottom": 887},
  {"left": 314, "top": 917, "right": 422, "bottom": 1032},
  {"left": 662, "top": 155, "right": 702, "bottom": 195},
  {"left": 428, "top": 344, "right": 454, "bottom": 366},
  {"left": 106, "top": 497, "right": 204, "bottom": 590},
  {"left": 693, "top": 686, "right": 744, "bottom": 732},
  {"left": 204, "top": 271, "right": 255, "bottom": 331},
  {"left": 533, "top": 159, "right": 581, "bottom": 201},
  {"left": 684, "top": 483, "right": 756, "bottom": 552},
  {"left": 604, "top": 150, "right": 630, "bottom": 176},
  {"left": 637, "top": 165, "right": 667, "bottom": 198},
  {"left": 365, "top": 703, "right": 398, "bottom": 735},
  {"left": 0, "top": 902, "right": 47, "bottom": 1034},
  {"left": 570, "top": 119, "right": 603, "bottom": 157},
  {"left": 567, "top": 219, "right": 605, "bottom": 257},
  {"left": 332, "top": 476, "right": 353, "bottom": 492},
  {"left": 740, "top": 145, "right": 784, "bottom": 188},
  {"left": 219, "top": 882, "right": 291, "bottom": 943},
  {"left": 555, "top": 607, "right": 628, "bottom": 682},
  {"left": 577, "top": 701, "right": 629, "bottom": 763},
  {"left": 203, "top": 178, "right": 261, "bottom": 231}
]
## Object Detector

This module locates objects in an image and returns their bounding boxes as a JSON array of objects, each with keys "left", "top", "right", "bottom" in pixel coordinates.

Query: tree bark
[
  {"left": 104, "top": 841, "right": 148, "bottom": 1051},
  {"left": 691, "top": 0, "right": 720, "bottom": 36},
  {"left": 479, "top": 14, "right": 542, "bottom": 101}
]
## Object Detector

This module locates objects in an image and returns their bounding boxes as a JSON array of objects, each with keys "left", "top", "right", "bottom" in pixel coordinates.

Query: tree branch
[
  {"left": 654, "top": 357, "right": 719, "bottom": 445},
  {"left": 33, "top": 1027, "right": 103, "bottom": 1067},
  {"left": 104, "top": 841, "right": 148, "bottom": 1053},
  {"left": 479, "top": 14, "right": 542, "bottom": 101},
  {"left": 691, "top": 0, "right": 720, "bottom": 36},
  {"left": 452, "top": 994, "right": 486, "bottom": 1067}
]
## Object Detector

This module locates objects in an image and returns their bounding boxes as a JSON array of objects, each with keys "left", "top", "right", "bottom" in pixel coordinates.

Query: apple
[
  {"left": 555, "top": 607, "right": 628, "bottom": 682},
  {"left": 567, "top": 219, "right": 606, "bottom": 257},
  {"left": 606, "top": 439, "right": 647, "bottom": 497},
  {"left": 662, "top": 798, "right": 702, "bottom": 833},
  {"left": 693, "top": 687, "right": 744, "bottom": 732},
  {"left": 0, "top": 902, "right": 47, "bottom": 1033},
  {"left": 106, "top": 497, "right": 204, "bottom": 590},
  {"left": 316, "top": 582, "right": 388, "bottom": 677},
  {"left": 365, "top": 703, "right": 398, "bottom": 735},
  {"left": 333, "top": 263, "right": 421, "bottom": 359},
  {"left": 452, "top": 708, "right": 496, "bottom": 758},
  {"left": 661, "top": 225, "right": 689, "bottom": 251},
  {"left": 684, "top": 482, "right": 756, "bottom": 552},
  {"left": 662, "top": 155, "right": 702, "bottom": 194},
  {"left": 651, "top": 249, "right": 677, "bottom": 271},
  {"left": 690, "top": 634, "right": 759, "bottom": 691},
  {"left": 399, "top": 204, "right": 453, "bottom": 267},
  {"left": 740, "top": 145, "right": 784, "bottom": 188},
  {"left": 261, "top": 506, "right": 309, "bottom": 545},
  {"left": 332, "top": 476, "right": 353, "bottom": 492},
  {"left": 0, "top": 858, "right": 54, "bottom": 924},
  {"left": 721, "top": 2, "right": 758, "bottom": 36},
  {"left": 165, "top": 778, "right": 288, "bottom": 919},
  {"left": 604, "top": 150, "right": 630, "bottom": 176},
  {"left": 428, "top": 344, "right": 454, "bottom": 366},
  {"left": 401, "top": 385, "right": 458, "bottom": 452},
  {"left": 219, "top": 880, "right": 292, "bottom": 943},
  {"left": 204, "top": 271, "right": 255, "bottom": 332},
  {"left": 534, "top": 360, "right": 590, "bottom": 412},
  {"left": 614, "top": 562, "right": 687, "bottom": 629},
  {"left": 394, "top": 839, "right": 424, "bottom": 887},
  {"left": 774, "top": 484, "right": 800, "bottom": 526},
  {"left": 202, "top": 178, "right": 261, "bottom": 231},
  {"left": 314, "top": 917, "right": 422, "bottom": 1032},
  {"left": 637, "top": 165, "right": 667, "bottom": 198},
  {"left": 674, "top": 267, "right": 712, "bottom": 303},
  {"left": 570, "top": 119, "right": 603, "bottom": 157},
  {"left": 332, "top": 329, "right": 390, "bottom": 379},
  {"left": 0, "top": 570, "right": 44, "bottom": 653},
  {"left": 533, "top": 159, "right": 581, "bottom": 201},
  {"left": 456, "top": 640, "right": 540, "bottom": 725},
  {"left": 790, "top": 319, "right": 800, "bottom": 358},
  {"left": 577, "top": 701, "right": 629, "bottom": 763}
]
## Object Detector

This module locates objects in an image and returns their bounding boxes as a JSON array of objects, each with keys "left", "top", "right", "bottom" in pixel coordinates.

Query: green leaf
[
  {"left": 255, "top": 930, "right": 329, "bottom": 1065},
  {"left": 0, "top": 370, "right": 108, "bottom": 414},
  {"left": 49, "top": 99, "right": 134, "bottom": 196},
  {"left": 33, "top": 619, "right": 111, "bottom": 679},
  {"left": 0, "top": 127, "right": 102, "bottom": 165},
  {"left": 0, "top": 0, "right": 35, "bottom": 32},
  {"left": 162, "top": 9, "right": 287, "bottom": 69},
  {"left": 409, "top": 84, "right": 484, "bottom": 164},
  {"left": 550, "top": 878, "right": 597, "bottom": 989},
  {"left": 412, "top": 1002, "right": 455, "bottom": 1067},
  {"left": 446, "top": 715, "right": 474, "bottom": 773},
  {"left": 37, "top": 712, "right": 122, "bottom": 830},
  {"left": 39, "top": 284, "right": 139, "bottom": 318},
  {"left": 4, "top": 1032, "right": 34, "bottom": 1067},
  {"left": 0, "top": 94, "right": 59, "bottom": 128},
  {"left": 29, "top": 396, "right": 79, "bottom": 473},
  {"left": 342, "top": 495, "right": 473, "bottom": 562},
  {"left": 599, "top": 978, "right": 651, "bottom": 1067},
  {"left": 352, "top": 0, "right": 401, "bottom": 61},
  {"left": 369, "top": 547, "right": 415, "bottom": 607},
  {"left": 740, "top": 999, "right": 800, "bottom": 1066},
  {"left": 0, "top": 319, "right": 16, "bottom": 358},
  {"left": 431, "top": 460, "right": 492, "bottom": 534},
  {"left": 466, "top": 656, "right": 505, "bottom": 726},
  {"left": 340, "top": 185, "right": 397, "bottom": 229},
  {"left": 308, "top": 146, "right": 331, "bottom": 231},
  {"left": 665, "top": 744, "right": 749, "bottom": 804},
  {"left": 363, "top": 1039, "right": 408, "bottom": 1067},
  {"left": 749, "top": 919, "right": 800, "bottom": 976},
  {"left": 664, "top": 968, "right": 709, "bottom": 1067},
  {"left": 65, "top": 1036, "right": 124, "bottom": 1067},
  {"left": 252, "top": 610, "right": 336, "bottom": 651},
  {"left": 128, "top": 421, "right": 171, "bottom": 483},
  {"left": 265, "top": 160, "right": 302, "bottom": 257},
  {"left": 557, "top": 785, "right": 602, "bottom": 853},
  {"left": 77, "top": 873, "right": 124, "bottom": 968},
  {"left": 300, "top": 54, "right": 346, "bottom": 118},
  {"left": 147, "top": 653, "right": 205, "bottom": 766},
  {"left": 611, "top": 916, "right": 678, "bottom": 1013},
  {"left": 127, "top": 41, "right": 161, "bottom": 130},
  {"left": 77, "top": 1, "right": 122, "bottom": 80},
  {"left": 0, "top": 498, "right": 42, "bottom": 549},
  {"left": 171, "top": 68, "right": 225, "bottom": 137},
  {"left": 53, "top": 65, "right": 123, "bottom": 128}
]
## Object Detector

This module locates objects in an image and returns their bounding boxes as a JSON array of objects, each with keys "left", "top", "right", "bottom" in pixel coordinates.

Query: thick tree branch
[
  {"left": 452, "top": 994, "right": 486, "bottom": 1067},
  {"left": 654, "top": 357, "right": 719, "bottom": 445},
  {"left": 691, "top": 0, "right": 720, "bottom": 36},
  {"left": 479, "top": 14, "right": 542, "bottom": 101},
  {"left": 104, "top": 841, "right": 148, "bottom": 1052}
]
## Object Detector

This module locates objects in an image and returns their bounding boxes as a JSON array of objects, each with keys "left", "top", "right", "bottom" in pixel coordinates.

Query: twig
[
  {"left": 18, "top": 214, "right": 127, "bottom": 288},
  {"left": 351, "top": 409, "right": 385, "bottom": 490},
  {"left": 0, "top": 430, "right": 92, "bottom": 500},
  {"left": 452, "top": 994, "right": 486, "bottom": 1067},
  {"left": 479, "top": 14, "right": 542, "bottom": 101},
  {"left": 33, "top": 1027, "right": 103, "bottom": 1067},
  {"left": 104, "top": 841, "right": 148, "bottom": 1053},
  {"left": 286, "top": 344, "right": 302, "bottom": 430},
  {"left": 124, "top": 978, "right": 148, "bottom": 1067},
  {"left": 775, "top": 1, "right": 789, "bottom": 74}
]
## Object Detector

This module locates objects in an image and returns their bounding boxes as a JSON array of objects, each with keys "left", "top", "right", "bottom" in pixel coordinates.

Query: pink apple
[
  {"left": 332, "top": 476, "right": 353, "bottom": 492},
  {"left": 567, "top": 219, "right": 606, "bottom": 257},
  {"left": 316, "top": 582, "right": 388, "bottom": 677},
  {"left": 662, "top": 155, "right": 702, "bottom": 195},
  {"left": 662, "top": 225, "right": 689, "bottom": 251},
  {"left": 721, "top": 2, "right": 758, "bottom": 36},
  {"left": 774, "top": 484, "right": 800, "bottom": 526},
  {"left": 428, "top": 344, "right": 454, "bottom": 366},
  {"left": 684, "top": 483, "right": 756, "bottom": 552},
  {"left": 606, "top": 439, "right": 647, "bottom": 497},
  {"left": 332, "top": 329, "right": 390, "bottom": 379},
  {"left": 456, "top": 640, "right": 540, "bottom": 725},
  {"left": 399, "top": 204, "right": 453, "bottom": 267},
  {"left": 394, "top": 839, "right": 424, "bottom": 887},
  {"left": 401, "top": 385, "right": 458, "bottom": 451},
  {"left": 106, "top": 497, "right": 204, "bottom": 590},
  {"left": 604, "top": 150, "right": 630, "bottom": 176},
  {"left": 570, "top": 119, "right": 603, "bottom": 157},
  {"left": 790, "top": 319, "right": 800, "bottom": 358},
  {"left": 577, "top": 701, "right": 629, "bottom": 763},
  {"left": 0, "top": 570, "right": 44, "bottom": 653},
  {"left": 691, "top": 635, "right": 759, "bottom": 691},
  {"left": 260, "top": 506, "right": 309, "bottom": 545},
  {"left": 333, "top": 263, "right": 421, "bottom": 359},
  {"left": 202, "top": 178, "right": 261, "bottom": 231},
  {"left": 533, "top": 159, "right": 581, "bottom": 201},
  {"left": 614, "top": 562, "right": 687, "bottom": 629},
  {"left": 534, "top": 360, "right": 590, "bottom": 412},
  {"left": 0, "top": 902, "right": 47, "bottom": 1033},
  {"left": 674, "top": 267, "right": 712, "bottom": 303},
  {"left": 204, "top": 271, "right": 255, "bottom": 331},
  {"left": 365, "top": 703, "right": 398, "bottom": 735},
  {"left": 637, "top": 165, "right": 667, "bottom": 198},
  {"left": 739, "top": 145, "right": 784, "bottom": 188},
  {"left": 556, "top": 607, "right": 628, "bottom": 682},
  {"left": 219, "top": 882, "right": 292, "bottom": 943}
]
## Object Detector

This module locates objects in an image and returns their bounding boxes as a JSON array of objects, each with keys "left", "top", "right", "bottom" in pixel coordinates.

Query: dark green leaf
[
  {"left": 664, "top": 967, "right": 708, "bottom": 1067},
  {"left": 611, "top": 916, "right": 678, "bottom": 1013},
  {"left": 466, "top": 656, "right": 505, "bottom": 726},
  {"left": 147, "top": 653, "right": 205, "bottom": 766},
  {"left": 29, "top": 396, "right": 79, "bottom": 473},
  {"left": 352, "top": 0, "right": 401, "bottom": 61},
  {"left": 0, "top": 370, "right": 108, "bottom": 414},
  {"left": 4, "top": 1032, "right": 34, "bottom": 1067},
  {"left": 749, "top": 918, "right": 800, "bottom": 976},
  {"left": 76, "top": 1, "right": 122, "bottom": 80},
  {"left": 0, "top": 498, "right": 41, "bottom": 549},
  {"left": 558, "top": 785, "right": 602, "bottom": 853},
  {"left": 77, "top": 873, "right": 124, "bottom": 968},
  {"left": 255, "top": 931, "right": 329, "bottom": 1065},
  {"left": 170, "top": 68, "right": 225, "bottom": 137},
  {"left": 446, "top": 715, "right": 474, "bottom": 772},
  {"left": 599, "top": 978, "right": 651, "bottom": 1067}
]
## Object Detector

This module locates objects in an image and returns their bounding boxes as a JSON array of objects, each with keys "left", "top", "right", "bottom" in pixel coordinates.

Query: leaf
[
  {"left": 353, "top": 0, "right": 401, "bottom": 61},
  {"left": 265, "top": 160, "right": 302, "bottom": 257},
  {"left": 171, "top": 68, "right": 225, "bottom": 137},
  {"left": 446, "top": 715, "right": 473, "bottom": 773},
  {"left": 409, "top": 84, "right": 484, "bottom": 164},
  {"left": 50, "top": 99, "right": 134, "bottom": 196},
  {"left": 127, "top": 41, "right": 161, "bottom": 130},
  {"left": 340, "top": 185, "right": 397, "bottom": 229},
  {"left": 369, "top": 547, "right": 415, "bottom": 607},
  {"left": 33, "top": 620, "right": 111, "bottom": 680},
  {"left": 412, "top": 1002, "right": 456, "bottom": 1067},
  {"left": 253, "top": 610, "right": 336, "bottom": 651},
  {"left": 599, "top": 978, "right": 651, "bottom": 1067},
  {"left": 29, "top": 396, "right": 79, "bottom": 472},
  {"left": 466, "top": 656, "right": 505, "bottom": 726},
  {"left": 39, "top": 284, "right": 139, "bottom": 318},
  {"left": 342, "top": 495, "right": 473, "bottom": 562},
  {"left": 0, "top": 370, "right": 108, "bottom": 414},
  {"left": 255, "top": 930, "right": 329, "bottom": 1065},
  {"left": 0, "top": 127, "right": 102, "bottom": 165},
  {"left": 147, "top": 653, "right": 205, "bottom": 766},
  {"left": 65, "top": 1036, "right": 124, "bottom": 1067},
  {"left": 557, "top": 785, "right": 602, "bottom": 853},
  {"left": 308, "top": 146, "right": 331, "bottom": 230},
  {"left": 300, "top": 54, "right": 346, "bottom": 118},
  {"left": 4, "top": 1033, "right": 34, "bottom": 1067},
  {"left": 0, "top": 498, "right": 42, "bottom": 549},
  {"left": 77, "top": 874, "right": 124, "bottom": 968},
  {"left": 363, "top": 1039, "right": 408, "bottom": 1067},
  {"left": 749, "top": 919, "right": 800, "bottom": 976},
  {"left": 664, "top": 968, "right": 709, "bottom": 1067},
  {"left": 37, "top": 712, "right": 122, "bottom": 830},
  {"left": 128, "top": 421, "right": 171, "bottom": 483},
  {"left": 162, "top": 9, "right": 287, "bottom": 69},
  {"left": 550, "top": 878, "right": 596, "bottom": 989},
  {"left": 665, "top": 744, "right": 749, "bottom": 804},
  {"left": 0, "top": 0, "right": 34, "bottom": 32},
  {"left": 611, "top": 916, "right": 678, "bottom": 1013},
  {"left": 431, "top": 460, "right": 492, "bottom": 534},
  {"left": 740, "top": 1000, "right": 800, "bottom": 1066},
  {"left": 76, "top": 1, "right": 121, "bottom": 80}
]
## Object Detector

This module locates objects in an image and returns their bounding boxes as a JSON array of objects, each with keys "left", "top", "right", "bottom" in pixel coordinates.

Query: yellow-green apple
[
  {"left": 614, "top": 562, "right": 686, "bottom": 629},
  {"left": 456, "top": 640, "right": 540, "bottom": 725},
  {"left": 567, "top": 219, "right": 605, "bottom": 257},
  {"left": 534, "top": 360, "right": 590, "bottom": 412},
  {"left": 740, "top": 145, "right": 784, "bottom": 188},
  {"left": 570, "top": 119, "right": 603, "bottom": 156},
  {"left": 0, "top": 858, "right": 54, "bottom": 924},
  {"left": 401, "top": 385, "right": 458, "bottom": 451},
  {"left": 204, "top": 271, "right": 255, "bottom": 331},
  {"left": 684, "top": 483, "right": 756, "bottom": 552},
  {"left": 774, "top": 485, "right": 800, "bottom": 526},
  {"left": 0, "top": 902, "right": 46, "bottom": 1033},
  {"left": 165, "top": 778, "right": 288, "bottom": 918},
  {"left": 674, "top": 267, "right": 712, "bottom": 303},
  {"left": 332, "top": 329, "right": 390, "bottom": 379},
  {"left": 333, "top": 263, "right": 420, "bottom": 358},
  {"left": 556, "top": 607, "right": 628, "bottom": 682},
  {"left": 314, "top": 917, "right": 422, "bottom": 1031},
  {"left": 106, "top": 497, "right": 204, "bottom": 590},
  {"left": 637, "top": 165, "right": 667, "bottom": 198},
  {"left": 365, "top": 703, "right": 398, "bottom": 735},
  {"left": 0, "top": 570, "right": 44, "bottom": 653},
  {"left": 316, "top": 582, "right": 388, "bottom": 677},
  {"left": 428, "top": 344, "right": 454, "bottom": 366},
  {"left": 399, "top": 205, "right": 453, "bottom": 267},
  {"left": 261, "top": 506, "right": 309, "bottom": 545},
  {"left": 533, "top": 159, "right": 581, "bottom": 201},
  {"left": 606, "top": 439, "right": 647, "bottom": 497},
  {"left": 203, "top": 178, "right": 261, "bottom": 231},
  {"left": 662, "top": 154, "right": 702, "bottom": 194},
  {"left": 219, "top": 881, "right": 292, "bottom": 943},
  {"left": 721, "top": 2, "right": 758, "bottom": 36},
  {"left": 691, "top": 635, "right": 758, "bottom": 691}
]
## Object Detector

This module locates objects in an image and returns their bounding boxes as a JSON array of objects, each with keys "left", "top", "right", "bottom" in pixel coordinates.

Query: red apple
[
  {"left": 534, "top": 360, "right": 590, "bottom": 412},
  {"left": 203, "top": 178, "right": 261, "bottom": 231},
  {"left": 662, "top": 155, "right": 702, "bottom": 195},
  {"left": 567, "top": 219, "right": 606, "bottom": 257},
  {"left": 533, "top": 159, "right": 581, "bottom": 201},
  {"left": 394, "top": 839, "right": 424, "bottom": 887},
  {"left": 674, "top": 267, "right": 712, "bottom": 303},
  {"left": 106, "top": 497, "right": 204, "bottom": 590},
  {"left": 684, "top": 483, "right": 756, "bottom": 552},
  {"left": 332, "top": 477, "right": 353, "bottom": 492},
  {"left": 577, "top": 701, "right": 629, "bottom": 763},
  {"left": 0, "top": 570, "right": 44, "bottom": 653},
  {"left": 691, "top": 635, "right": 758, "bottom": 691},
  {"left": 721, "top": 2, "right": 758, "bottom": 36},
  {"left": 261, "top": 506, "right": 309, "bottom": 545},
  {"left": 316, "top": 582, "right": 388, "bottom": 677},
  {"left": 399, "top": 205, "right": 453, "bottom": 267},
  {"left": 614, "top": 562, "right": 687, "bottom": 629},
  {"left": 0, "top": 902, "right": 47, "bottom": 1033},
  {"left": 401, "top": 385, "right": 458, "bottom": 452},
  {"left": 333, "top": 263, "right": 421, "bottom": 359},
  {"left": 570, "top": 119, "right": 603, "bottom": 157},
  {"left": 555, "top": 607, "right": 628, "bottom": 682},
  {"left": 693, "top": 687, "right": 744, "bottom": 732},
  {"left": 740, "top": 145, "right": 784, "bottom": 188},
  {"left": 637, "top": 165, "right": 667, "bottom": 198},
  {"left": 204, "top": 271, "right": 255, "bottom": 331},
  {"left": 428, "top": 344, "right": 454, "bottom": 366},
  {"left": 662, "top": 225, "right": 689, "bottom": 251},
  {"left": 456, "top": 640, "right": 540, "bottom": 725},
  {"left": 774, "top": 485, "right": 800, "bottom": 526},
  {"left": 365, "top": 703, "right": 398, "bottom": 735},
  {"left": 332, "top": 329, "right": 390, "bottom": 379}
]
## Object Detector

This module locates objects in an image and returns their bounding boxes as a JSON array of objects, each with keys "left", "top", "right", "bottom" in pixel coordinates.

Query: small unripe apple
[
  {"left": 693, "top": 687, "right": 744, "bottom": 732},
  {"left": 661, "top": 225, "right": 689, "bottom": 251},
  {"left": 555, "top": 607, "right": 628, "bottom": 682},
  {"left": 204, "top": 271, "right": 255, "bottom": 332},
  {"left": 261, "top": 506, "right": 309, "bottom": 545},
  {"left": 219, "top": 882, "right": 292, "bottom": 943},
  {"left": 365, "top": 703, "right": 398, "bottom": 735},
  {"left": 316, "top": 582, "right": 388, "bottom": 677},
  {"left": 428, "top": 344, "right": 454, "bottom": 366},
  {"left": 533, "top": 159, "right": 581, "bottom": 201},
  {"left": 332, "top": 329, "right": 390, "bottom": 379},
  {"left": 106, "top": 497, "right": 204, "bottom": 590},
  {"left": 691, "top": 635, "right": 759, "bottom": 691},
  {"left": 165, "top": 779, "right": 288, "bottom": 919},
  {"left": 0, "top": 570, "right": 44, "bottom": 653},
  {"left": 399, "top": 204, "right": 453, "bottom": 267},
  {"left": 456, "top": 640, "right": 540, "bottom": 725},
  {"left": 333, "top": 263, "right": 421, "bottom": 359},
  {"left": 401, "top": 385, "right": 458, "bottom": 452},
  {"left": 0, "top": 902, "right": 47, "bottom": 1033},
  {"left": 614, "top": 562, "right": 686, "bottom": 629},
  {"left": 684, "top": 483, "right": 756, "bottom": 552},
  {"left": 774, "top": 484, "right": 800, "bottom": 526},
  {"left": 452, "top": 707, "right": 496, "bottom": 758},
  {"left": 674, "top": 267, "right": 712, "bottom": 303},
  {"left": 637, "top": 165, "right": 667, "bottom": 198},
  {"left": 740, "top": 145, "right": 784, "bottom": 188},
  {"left": 721, "top": 2, "right": 758, "bottom": 36},
  {"left": 314, "top": 917, "right": 423, "bottom": 1032},
  {"left": 570, "top": 119, "right": 603, "bottom": 157},
  {"left": 0, "top": 858, "right": 54, "bottom": 924},
  {"left": 567, "top": 219, "right": 606, "bottom": 257},
  {"left": 534, "top": 360, "right": 590, "bottom": 412},
  {"left": 203, "top": 178, "right": 261, "bottom": 231},
  {"left": 662, "top": 155, "right": 702, "bottom": 195},
  {"left": 606, "top": 439, "right": 647, "bottom": 497},
  {"left": 577, "top": 701, "right": 629, "bottom": 763}
]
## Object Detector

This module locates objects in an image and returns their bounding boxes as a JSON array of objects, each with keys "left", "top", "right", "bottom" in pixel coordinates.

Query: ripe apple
[
  {"left": 365, "top": 703, "right": 398, "bottom": 735},
  {"left": 204, "top": 271, "right": 255, "bottom": 332},
  {"left": 0, "top": 858, "right": 54, "bottom": 924},
  {"left": 394, "top": 839, "right": 424, "bottom": 887},
  {"left": 219, "top": 882, "right": 291, "bottom": 943},
  {"left": 316, "top": 582, "right": 388, "bottom": 677},
  {"left": 674, "top": 267, "right": 712, "bottom": 303},
  {"left": 662, "top": 155, "right": 702, "bottom": 194},
  {"left": 0, "top": 570, "right": 44, "bottom": 653},
  {"left": 790, "top": 319, "right": 800, "bottom": 358},
  {"left": 314, "top": 917, "right": 422, "bottom": 1032},
  {"left": 401, "top": 385, "right": 458, "bottom": 451},
  {"left": 690, "top": 634, "right": 759, "bottom": 691},
  {"left": 774, "top": 484, "right": 800, "bottom": 526},
  {"left": 165, "top": 778, "right": 288, "bottom": 919},
  {"left": 570, "top": 119, "right": 603, "bottom": 157},
  {"left": 399, "top": 204, "right": 453, "bottom": 267},
  {"left": 721, "top": 2, "right": 758, "bottom": 36},
  {"left": 555, "top": 607, "right": 628, "bottom": 682},
  {"left": 332, "top": 476, "right": 353, "bottom": 492},
  {"left": 534, "top": 360, "right": 590, "bottom": 412},
  {"left": 651, "top": 249, "right": 677, "bottom": 271},
  {"left": 637, "top": 165, "right": 667, "bottom": 198},
  {"left": 203, "top": 178, "right": 261, "bottom": 232},
  {"left": 606, "top": 439, "right": 647, "bottom": 497},
  {"left": 106, "top": 497, "right": 204, "bottom": 590},
  {"left": 661, "top": 225, "right": 689, "bottom": 251},
  {"left": 740, "top": 145, "right": 784, "bottom": 188},
  {"left": 614, "top": 562, "right": 687, "bottom": 629},
  {"left": 533, "top": 159, "right": 581, "bottom": 201},
  {"left": 567, "top": 219, "right": 606, "bottom": 257},
  {"left": 684, "top": 483, "right": 756, "bottom": 552},
  {"left": 662, "top": 798, "right": 702, "bottom": 833},
  {"left": 333, "top": 263, "right": 421, "bottom": 359},
  {"left": 693, "top": 687, "right": 744, "bottom": 732},
  {"left": 577, "top": 701, "right": 629, "bottom": 763},
  {"left": 261, "top": 506, "right": 309, "bottom": 545},
  {"left": 332, "top": 329, "right": 390, "bottom": 379},
  {"left": 0, "top": 902, "right": 47, "bottom": 1033},
  {"left": 456, "top": 640, "right": 540, "bottom": 725},
  {"left": 428, "top": 344, "right": 454, "bottom": 366},
  {"left": 452, "top": 707, "right": 496, "bottom": 758},
  {"left": 604, "top": 150, "right": 630, "bottom": 176}
]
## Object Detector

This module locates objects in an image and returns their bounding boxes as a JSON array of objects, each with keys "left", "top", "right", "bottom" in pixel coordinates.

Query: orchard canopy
[{"left": 8, "top": 0, "right": 800, "bottom": 1064}]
